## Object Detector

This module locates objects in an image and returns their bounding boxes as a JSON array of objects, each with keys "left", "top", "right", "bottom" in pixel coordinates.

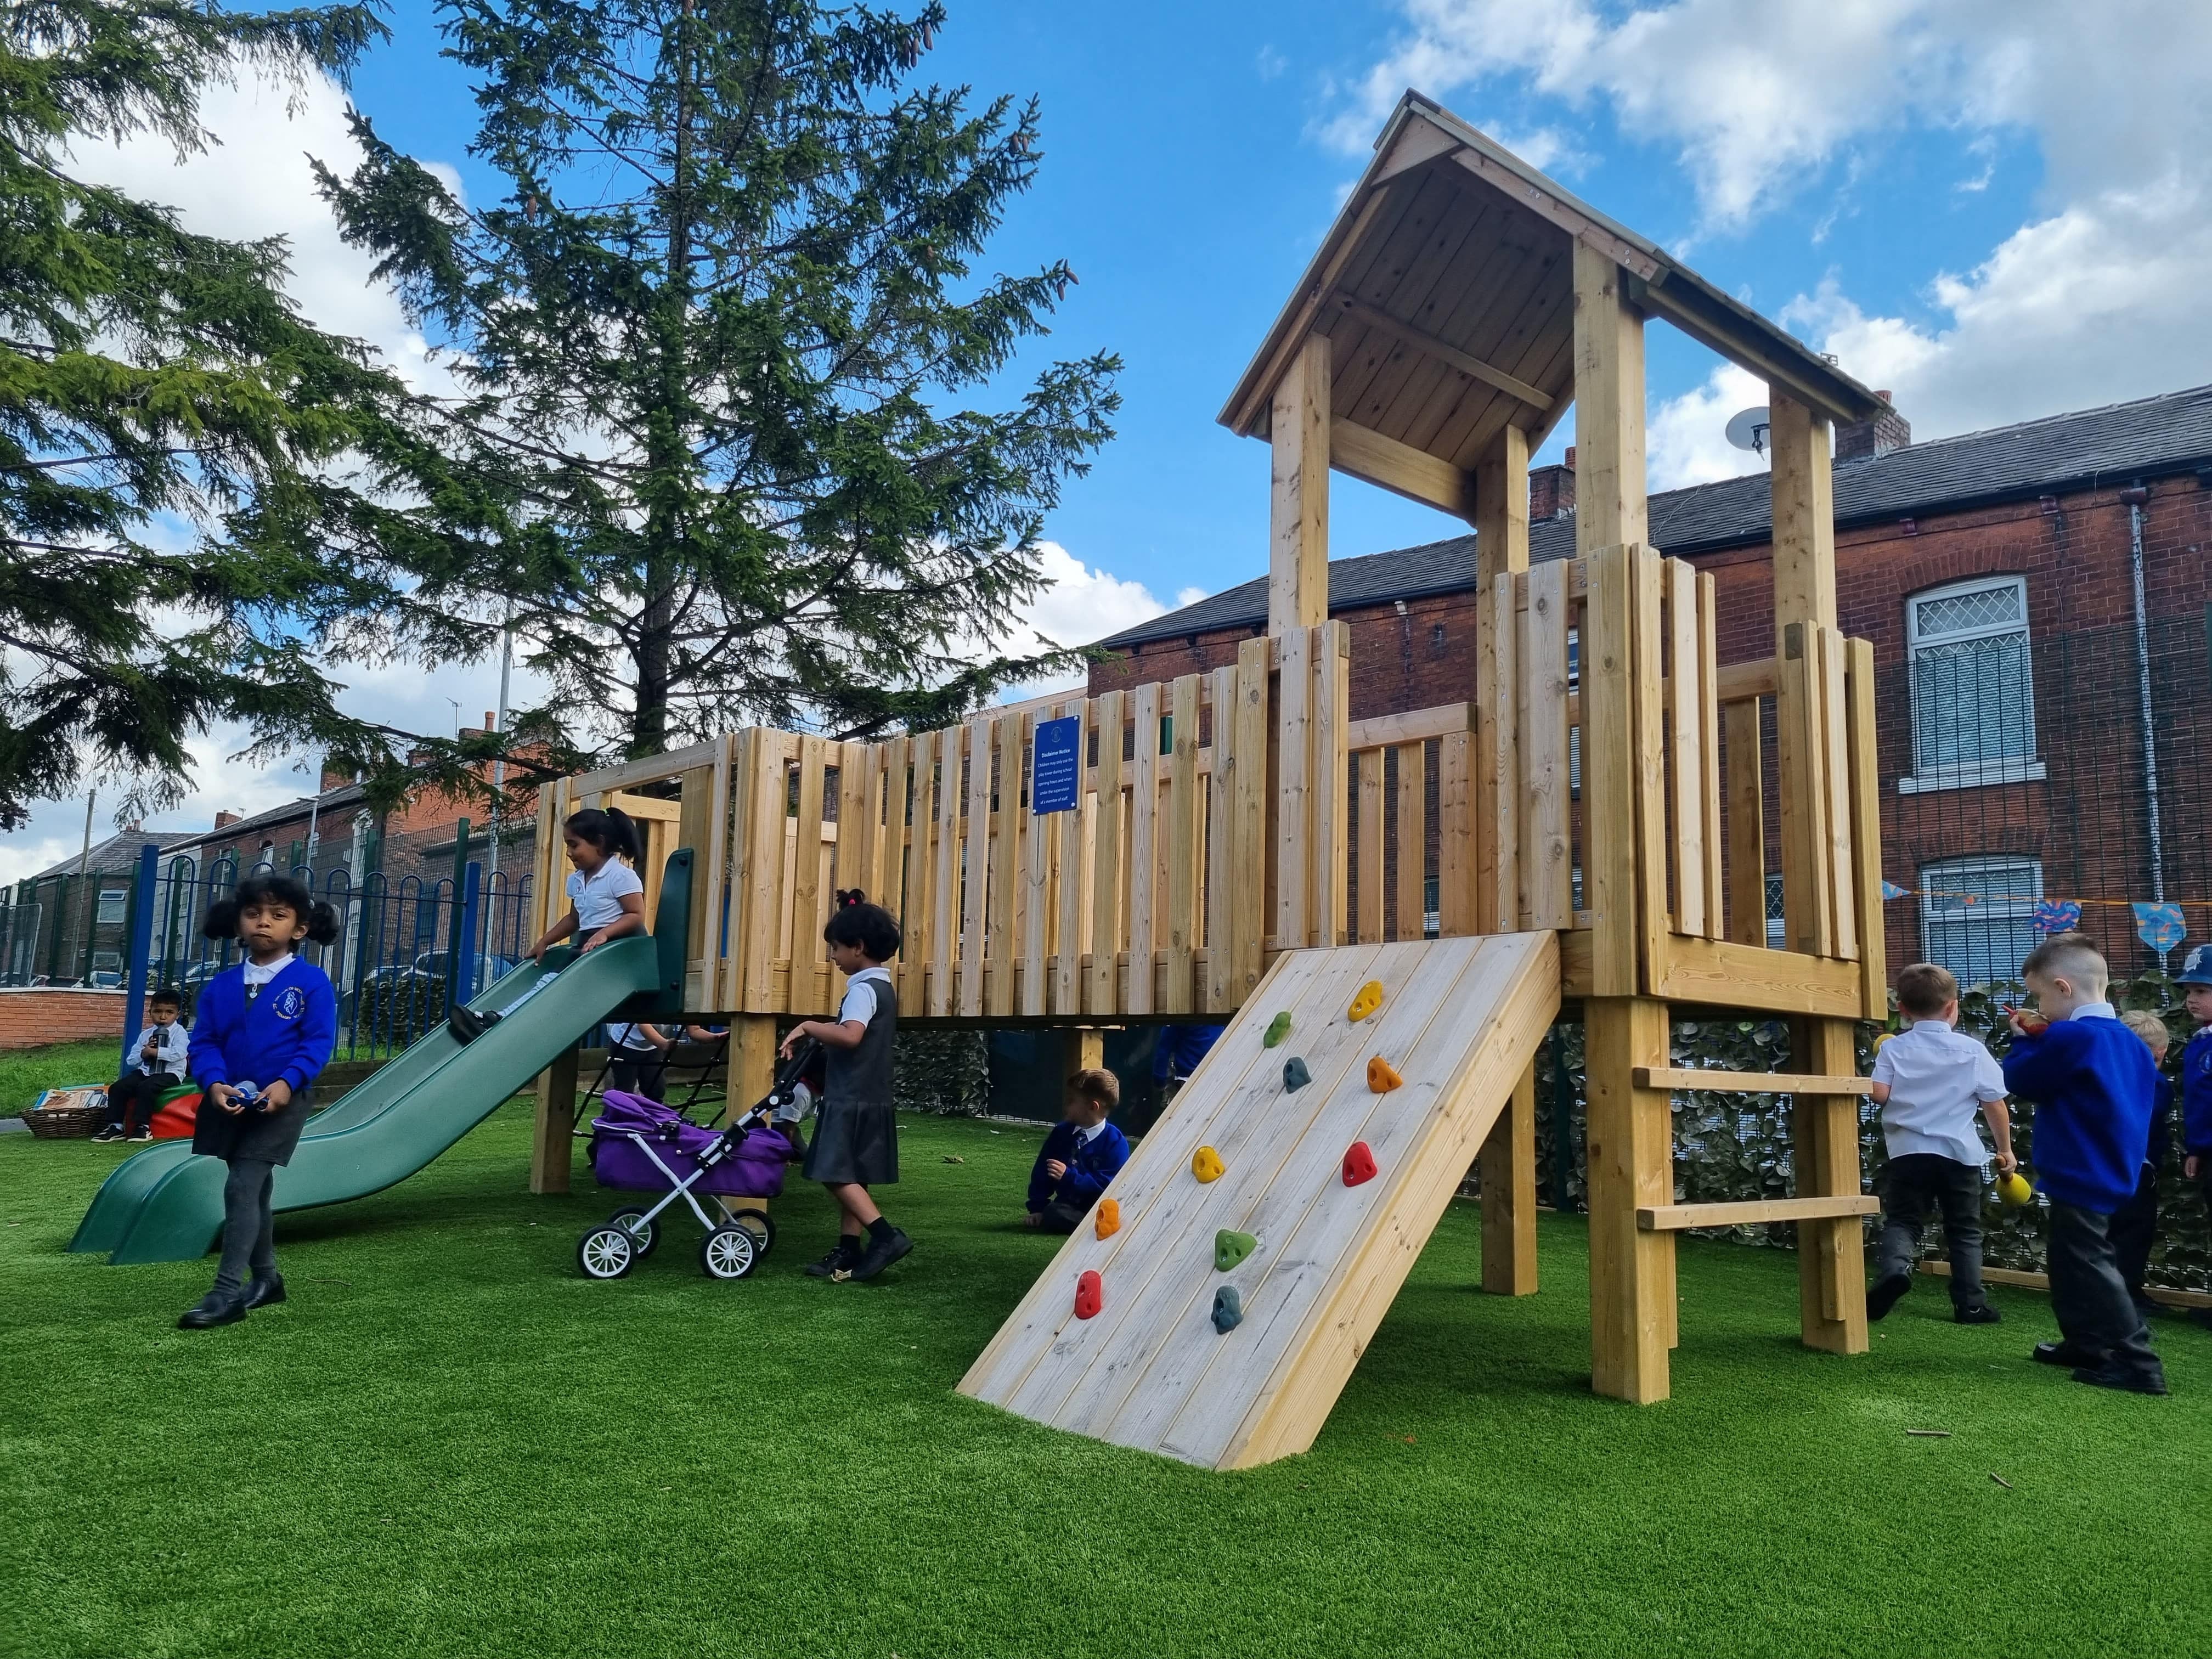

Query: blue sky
[{"left": 11, "top": 0, "right": 2210, "bottom": 880}]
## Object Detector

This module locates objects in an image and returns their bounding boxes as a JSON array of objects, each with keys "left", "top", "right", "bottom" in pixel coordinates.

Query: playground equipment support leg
[
  {"left": 530, "top": 1047, "right": 579, "bottom": 1195},
  {"left": 1584, "top": 996, "right": 1674, "bottom": 1402},
  {"left": 1793, "top": 1014, "right": 1870, "bottom": 1355}
]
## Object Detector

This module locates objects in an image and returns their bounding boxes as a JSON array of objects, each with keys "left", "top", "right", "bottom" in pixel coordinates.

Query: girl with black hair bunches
[
  {"left": 780, "top": 890, "right": 912, "bottom": 1282},
  {"left": 177, "top": 872, "right": 340, "bottom": 1329}
]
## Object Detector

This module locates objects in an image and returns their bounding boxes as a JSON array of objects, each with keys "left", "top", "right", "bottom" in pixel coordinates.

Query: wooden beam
[
  {"left": 1722, "top": 697, "right": 1766, "bottom": 948},
  {"left": 1845, "top": 637, "right": 1888, "bottom": 1019},
  {"left": 1327, "top": 292, "right": 1557, "bottom": 413},
  {"left": 1269, "top": 336, "right": 1330, "bottom": 634},
  {"left": 1329, "top": 417, "right": 1476, "bottom": 519},
  {"left": 1571, "top": 244, "right": 1648, "bottom": 555},
  {"left": 1794, "top": 1015, "right": 1870, "bottom": 1356},
  {"left": 563, "top": 738, "right": 729, "bottom": 800},
  {"left": 1716, "top": 656, "right": 1778, "bottom": 702},
  {"left": 1634, "top": 1068, "right": 1870, "bottom": 1096},
  {"left": 1628, "top": 273, "right": 1875, "bottom": 430},
  {"left": 1474, "top": 421, "right": 1528, "bottom": 938},
  {"left": 1640, "top": 1195, "right": 1878, "bottom": 1231},
  {"left": 1582, "top": 546, "right": 1637, "bottom": 997},
  {"left": 1650, "top": 934, "right": 1864, "bottom": 1019},
  {"left": 1585, "top": 995, "right": 1673, "bottom": 1402},
  {"left": 1348, "top": 702, "right": 1470, "bottom": 752}
]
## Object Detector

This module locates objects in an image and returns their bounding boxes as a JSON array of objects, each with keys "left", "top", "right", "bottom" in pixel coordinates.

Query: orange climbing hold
[
  {"left": 1348, "top": 980, "right": 1385, "bottom": 1022},
  {"left": 1342, "top": 1141, "right": 1378, "bottom": 1186},
  {"left": 1094, "top": 1197, "right": 1121, "bottom": 1239},
  {"left": 1192, "top": 1145, "right": 1224, "bottom": 1183},
  {"left": 1074, "top": 1269, "right": 1103, "bottom": 1319},
  {"left": 1367, "top": 1056, "right": 1402, "bottom": 1093}
]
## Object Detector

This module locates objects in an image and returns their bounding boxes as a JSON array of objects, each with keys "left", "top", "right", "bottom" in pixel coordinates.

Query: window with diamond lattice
[{"left": 1904, "top": 576, "right": 2040, "bottom": 791}]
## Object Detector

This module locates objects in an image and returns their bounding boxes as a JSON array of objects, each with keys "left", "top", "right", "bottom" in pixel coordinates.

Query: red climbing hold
[
  {"left": 1342, "top": 1141, "right": 1378, "bottom": 1187},
  {"left": 1074, "top": 1269, "right": 1103, "bottom": 1319}
]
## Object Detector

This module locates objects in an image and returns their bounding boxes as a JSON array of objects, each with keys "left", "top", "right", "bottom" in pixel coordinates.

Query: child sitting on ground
[
  {"left": 2003, "top": 932, "right": 2166, "bottom": 1394},
  {"left": 1866, "top": 962, "right": 2014, "bottom": 1325},
  {"left": 1023, "top": 1068, "right": 1130, "bottom": 1234},
  {"left": 93, "top": 986, "right": 189, "bottom": 1142},
  {"left": 2176, "top": 945, "right": 2212, "bottom": 1330},
  {"left": 2112, "top": 1010, "right": 2173, "bottom": 1320}
]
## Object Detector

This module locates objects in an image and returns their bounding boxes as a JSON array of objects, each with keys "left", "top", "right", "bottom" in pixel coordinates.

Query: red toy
[
  {"left": 149, "top": 1086, "right": 202, "bottom": 1140},
  {"left": 1342, "top": 1141, "right": 1378, "bottom": 1187},
  {"left": 1074, "top": 1269, "right": 1103, "bottom": 1320}
]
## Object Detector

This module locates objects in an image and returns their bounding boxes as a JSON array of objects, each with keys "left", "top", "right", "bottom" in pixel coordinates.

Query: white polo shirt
[
  {"left": 1870, "top": 1018, "right": 2007, "bottom": 1166},
  {"left": 567, "top": 859, "right": 643, "bottom": 931}
]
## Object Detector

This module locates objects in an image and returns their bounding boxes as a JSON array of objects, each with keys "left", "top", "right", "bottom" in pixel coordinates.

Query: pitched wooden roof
[{"left": 1220, "top": 93, "right": 1888, "bottom": 473}]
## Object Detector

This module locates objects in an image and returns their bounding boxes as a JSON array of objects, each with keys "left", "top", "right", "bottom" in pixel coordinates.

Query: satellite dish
[{"left": 1725, "top": 405, "right": 1771, "bottom": 458}]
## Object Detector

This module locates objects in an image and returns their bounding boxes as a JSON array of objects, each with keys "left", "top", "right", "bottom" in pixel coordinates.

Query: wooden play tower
[{"left": 527, "top": 93, "right": 1893, "bottom": 1420}]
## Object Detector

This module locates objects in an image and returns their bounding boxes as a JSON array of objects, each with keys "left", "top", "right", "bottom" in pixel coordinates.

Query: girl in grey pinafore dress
[{"left": 786, "top": 892, "right": 913, "bottom": 1280}]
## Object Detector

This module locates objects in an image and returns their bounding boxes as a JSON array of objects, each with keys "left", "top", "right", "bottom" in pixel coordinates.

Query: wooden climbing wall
[{"left": 957, "top": 932, "right": 1560, "bottom": 1470}]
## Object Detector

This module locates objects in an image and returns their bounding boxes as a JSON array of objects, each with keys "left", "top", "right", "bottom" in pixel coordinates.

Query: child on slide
[
  {"left": 454, "top": 807, "right": 646, "bottom": 1042},
  {"left": 780, "top": 891, "right": 911, "bottom": 1282},
  {"left": 176, "top": 873, "right": 340, "bottom": 1329}
]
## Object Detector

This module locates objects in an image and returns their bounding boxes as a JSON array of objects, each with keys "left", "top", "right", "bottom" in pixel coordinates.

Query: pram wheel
[
  {"left": 699, "top": 1224, "right": 758, "bottom": 1280},
  {"left": 726, "top": 1206, "right": 777, "bottom": 1257},
  {"left": 608, "top": 1207, "right": 658, "bottom": 1257},
  {"left": 577, "top": 1225, "right": 640, "bottom": 1280}
]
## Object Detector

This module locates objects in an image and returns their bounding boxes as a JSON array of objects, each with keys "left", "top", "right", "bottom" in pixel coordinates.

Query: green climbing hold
[
  {"left": 1215, "top": 1229, "right": 1259, "bottom": 1272},
  {"left": 1212, "top": 1285, "right": 1244, "bottom": 1333},
  {"left": 1283, "top": 1056, "right": 1311, "bottom": 1091},
  {"left": 1263, "top": 1011, "right": 1293, "bottom": 1048}
]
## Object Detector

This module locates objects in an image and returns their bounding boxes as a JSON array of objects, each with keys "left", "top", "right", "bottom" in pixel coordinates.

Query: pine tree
[
  {"left": 317, "top": 0, "right": 1120, "bottom": 758},
  {"left": 0, "top": 0, "right": 503, "bottom": 830}
]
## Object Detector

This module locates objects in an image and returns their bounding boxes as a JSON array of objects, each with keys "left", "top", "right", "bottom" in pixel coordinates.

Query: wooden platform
[{"left": 957, "top": 932, "right": 1560, "bottom": 1470}]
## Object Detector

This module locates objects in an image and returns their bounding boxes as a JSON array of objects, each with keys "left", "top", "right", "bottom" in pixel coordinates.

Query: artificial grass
[{"left": 4, "top": 1106, "right": 2208, "bottom": 1659}]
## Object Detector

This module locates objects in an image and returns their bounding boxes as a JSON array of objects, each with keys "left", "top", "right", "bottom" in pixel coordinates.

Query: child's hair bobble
[
  {"left": 202, "top": 870, "right": 340, "bottom": 945},
  {"left": 824, "top": 890, "right": 900, "bottom": 960}
]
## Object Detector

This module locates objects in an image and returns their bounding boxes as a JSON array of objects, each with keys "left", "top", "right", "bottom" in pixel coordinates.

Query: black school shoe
[
  {"left": 1866, "top": 1272, "right": 1912, "bottom": 1322},
  {"left": 2032, "top": 1340, "right": 2107, "bottom": 1369},
  {"left": 241, "top": 1275, "right": 286, "bottom": 1311},
  {"left": 1954, "top": 1304, "right": 2002, "bottom": 1325},
  {"left": 177, "top": 1293, "right": 246, "bottom": 1329},
  {"left": 91, "top": 1125, "right": 125, "bottom": 1142},
  {"left": 805, "top": 1240, "right": 862, "bottom": 1279},
  {"left": 850, "top": 1227, "right": 913, "bottom": 1282},
  {"left": 2072, "top": 1365, "right": 2169, "bottom": 1396}
]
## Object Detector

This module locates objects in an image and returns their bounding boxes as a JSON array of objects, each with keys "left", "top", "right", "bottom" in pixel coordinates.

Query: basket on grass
[{"left": 21, "top": 1086, "right": 110, "bottom": 1139}]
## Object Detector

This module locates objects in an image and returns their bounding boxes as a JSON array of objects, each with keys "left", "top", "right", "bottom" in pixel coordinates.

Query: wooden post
[
  {"left": 1268, "top": 335, "right": 1330, "bottom": 635},
  {"left": 1165, "top": 673, "right": 1201, "bottom": 1013},
  {"left": 529, "top": 1047, "right": 578, "bottom": 1195},
  {"left": 1723, "top": 699, "right": 1767, "bottom": 947},
  {"left": 1793, "top": 1015, "right": 1869, "bottom": 1355},
  {"left": 1769, "top": 390, "right": 1836, "bottom": 958},
  {"left": 1571, "top": 244, "right": 1648, "bottom": 554},
  {"left": 1474, "top": 422, "right": 1537, "bottom": 1296},
  {"left": 727, "top": 1014, "right": 779, "bottom": 1215},
  {"left": 1768, "top": 387, "right": 1869, "bottom": 1357},
  {"left": 1060, "top": 1025, "right": 1104, "bottom": 1080},
  {"left": 1584, "top": 996, "right": 1673, "bottom": 1401}
]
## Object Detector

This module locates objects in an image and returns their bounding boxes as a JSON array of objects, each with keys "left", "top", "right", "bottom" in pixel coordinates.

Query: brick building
[
  {"left": 1090, "top": 383, "right": 2212, "bottom": 984},
  {"left": 2, "top": 826, "right": 195, "bottom": 985}
]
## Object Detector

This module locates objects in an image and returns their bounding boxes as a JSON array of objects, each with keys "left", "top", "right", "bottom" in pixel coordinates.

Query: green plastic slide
[{"left": 69, "top": 851, "right": 692, "bottom": 1266}]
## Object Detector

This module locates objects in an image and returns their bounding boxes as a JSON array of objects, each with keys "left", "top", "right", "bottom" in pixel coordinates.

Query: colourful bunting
[
  {"left": 1880, "top": 880, "right": 1909, "bottom": 901},
  {"left": 2032, "top": 900, "right": 2081, "bottom": 935},
  {"left": 2134, "top": 901, "right": 2186, "bottom": 953}
]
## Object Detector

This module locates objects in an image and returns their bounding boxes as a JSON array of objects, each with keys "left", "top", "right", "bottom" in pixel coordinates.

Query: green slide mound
[{"left": 70, "top": 851, "right": 691, "bottom": 1265}]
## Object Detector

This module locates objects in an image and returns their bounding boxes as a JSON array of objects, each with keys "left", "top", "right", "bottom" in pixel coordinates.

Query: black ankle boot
[{"left": 241, "top": 1275, "right": 286, "bottom": 1311}]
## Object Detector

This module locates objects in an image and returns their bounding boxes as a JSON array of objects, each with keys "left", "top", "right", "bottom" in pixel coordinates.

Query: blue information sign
[{"left": 1032, "top": 715, "right": 1081, "bottom": 815}]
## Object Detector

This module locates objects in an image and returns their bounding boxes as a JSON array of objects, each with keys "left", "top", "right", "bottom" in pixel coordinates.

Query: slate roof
[
  {"left": 162, "top": 782, "right": 371, "bottom": 859},
  {"left": 25, "top": 830, "right": 198, "bottom": 884},
  {"left": 1101, "top": 382, "right": 2212, "bottom": 650}
]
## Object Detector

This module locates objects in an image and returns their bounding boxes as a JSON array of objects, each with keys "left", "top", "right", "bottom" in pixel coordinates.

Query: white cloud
[
  {"left": 994, "top": 543, "right": 1203, "bottom": 700},
  {"left": 1648, "top": 363, "right": 1772, "bottom": 491},
  {"left": 1340, "top": 0, "right": 2212, "bottom": 447}
]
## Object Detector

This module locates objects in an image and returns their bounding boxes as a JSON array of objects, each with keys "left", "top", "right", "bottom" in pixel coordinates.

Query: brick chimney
[
  {"left": 1528, "top": 445, "right": 1577, "bottom": 521},
  {"left": 320, "top": 761, "right": 356, "bottom": 793},
  {"left": 1834, "top": 392, "right": 1911, "bottom": 462},
  {"left": 213, "top": 810, "right": 241, "bottom": 831}
]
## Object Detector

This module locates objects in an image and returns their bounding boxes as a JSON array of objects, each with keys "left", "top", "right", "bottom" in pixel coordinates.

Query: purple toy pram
[{"left": 574, "top": 1039, "right": 817, "bottom": 1281}]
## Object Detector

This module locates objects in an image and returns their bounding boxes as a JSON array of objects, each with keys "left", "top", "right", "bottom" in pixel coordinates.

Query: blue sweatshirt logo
[{"left": 273, "top": 985, "right": 306, "bottom": 1020}]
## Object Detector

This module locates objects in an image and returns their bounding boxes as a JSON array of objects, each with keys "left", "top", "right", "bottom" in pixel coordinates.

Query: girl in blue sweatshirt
[{"left": 178, "top": 872, "right": 340, "bottom": 1330}]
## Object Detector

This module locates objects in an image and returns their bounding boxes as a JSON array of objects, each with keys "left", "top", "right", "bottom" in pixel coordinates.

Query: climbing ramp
[{"left": 958, "top": 932, "right": 1560, "bottom": 1470}]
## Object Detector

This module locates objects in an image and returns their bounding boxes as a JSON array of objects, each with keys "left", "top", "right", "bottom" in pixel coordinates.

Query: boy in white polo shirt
[{"left": 1867, "top": 962, "right": 2017, "bottom": 1324}]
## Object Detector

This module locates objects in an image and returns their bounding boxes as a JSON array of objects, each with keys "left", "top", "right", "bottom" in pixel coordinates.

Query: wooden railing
[{"left": 532, "top": 559, "right": 1882, "bottom": 1024}]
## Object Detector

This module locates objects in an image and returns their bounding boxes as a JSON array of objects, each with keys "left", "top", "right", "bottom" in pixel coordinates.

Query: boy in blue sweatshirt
[
  {"left": 1023, "top": 1068, "right": 1130, "bottom": 1234},
  {"left": 2176, "top": 945, "right": 2212, "bottom": 1331},
  {"left": 2002, "top": 933, "right": 2166, "bottom": 1394}
]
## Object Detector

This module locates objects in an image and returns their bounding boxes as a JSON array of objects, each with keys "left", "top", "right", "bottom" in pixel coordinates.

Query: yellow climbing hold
[
  {"left": 1348, "top": 980, "right": 1385, "bottom": 1022},
  {"left": 1367, "top": 1056, "right": 1403, "bottom": 1093},
  {"left": 1095, "top": 1197, "right": 1121, "bottom": 1239},
  {"left": 1192, "top": 1145, "right": 1224, "bottom": 1183}
]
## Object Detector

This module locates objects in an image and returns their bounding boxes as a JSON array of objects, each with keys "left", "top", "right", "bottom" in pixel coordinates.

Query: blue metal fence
[{"left": 131, "top": 852, "right": 535, "bottom": 1062}]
